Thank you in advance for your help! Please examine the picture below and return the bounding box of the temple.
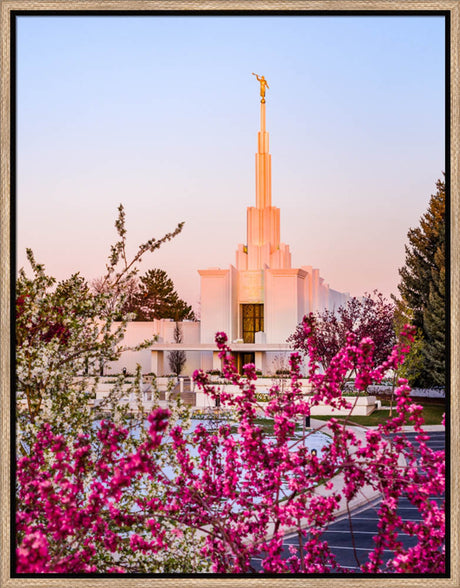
[110,78,349,377]
[196,79,348,373]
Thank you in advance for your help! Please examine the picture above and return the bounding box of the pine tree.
[422,222,446,386]
[132,269,195,321]
[395,178,446,387]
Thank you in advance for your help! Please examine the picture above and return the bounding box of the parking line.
[326,545,394,553]
[319,530,376,535]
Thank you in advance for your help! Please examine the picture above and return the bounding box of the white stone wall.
[238,270,264,304]
[264,268,307,343]
[107,320,200,376]
[199,268,232,343]
[328,288,350,312]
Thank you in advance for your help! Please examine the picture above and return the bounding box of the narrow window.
[241,304,264,343]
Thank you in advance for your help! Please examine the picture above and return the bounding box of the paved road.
[250,430,445,572]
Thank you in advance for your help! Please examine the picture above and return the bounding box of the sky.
[16,14,445,313]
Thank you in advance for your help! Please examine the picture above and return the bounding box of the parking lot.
[250,430,445,573]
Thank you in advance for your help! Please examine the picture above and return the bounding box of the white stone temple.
[110,80,349,377]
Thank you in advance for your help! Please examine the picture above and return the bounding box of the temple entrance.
[235,352,255,374]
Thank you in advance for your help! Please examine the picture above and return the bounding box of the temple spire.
[235,75,291,271]
[252,74,271,209]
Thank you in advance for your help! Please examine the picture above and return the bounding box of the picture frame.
[1,2,457,586]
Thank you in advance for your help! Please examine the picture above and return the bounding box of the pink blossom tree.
[288,291,396,371]
[16,325,445,574]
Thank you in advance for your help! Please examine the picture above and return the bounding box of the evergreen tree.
[422,222,446,385]
[394,178,446,387]
[132,269,195,321]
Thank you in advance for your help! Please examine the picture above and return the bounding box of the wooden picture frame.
[1,2,457,586]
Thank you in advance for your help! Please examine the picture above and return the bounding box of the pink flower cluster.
[16,326,445,574]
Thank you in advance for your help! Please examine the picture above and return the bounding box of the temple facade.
[111,80,349,377]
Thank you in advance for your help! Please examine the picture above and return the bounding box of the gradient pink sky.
[16,15,445,313]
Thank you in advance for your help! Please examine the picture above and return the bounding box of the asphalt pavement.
[250,429,445,573]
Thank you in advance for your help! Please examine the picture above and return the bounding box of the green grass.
[222,402,445,434]
[231,418,274,435]
[229,418,333,436]
[313,401,445,427]
[230,418,309,435]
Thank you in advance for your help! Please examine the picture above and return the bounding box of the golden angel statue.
[252,73,269,103]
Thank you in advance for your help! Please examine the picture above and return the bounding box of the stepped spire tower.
[236,75,291,271]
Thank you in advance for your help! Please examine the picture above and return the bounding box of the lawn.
[313,400,445,427]
[225,401,445,433]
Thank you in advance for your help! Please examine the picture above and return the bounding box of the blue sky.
[16,14,445,311]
